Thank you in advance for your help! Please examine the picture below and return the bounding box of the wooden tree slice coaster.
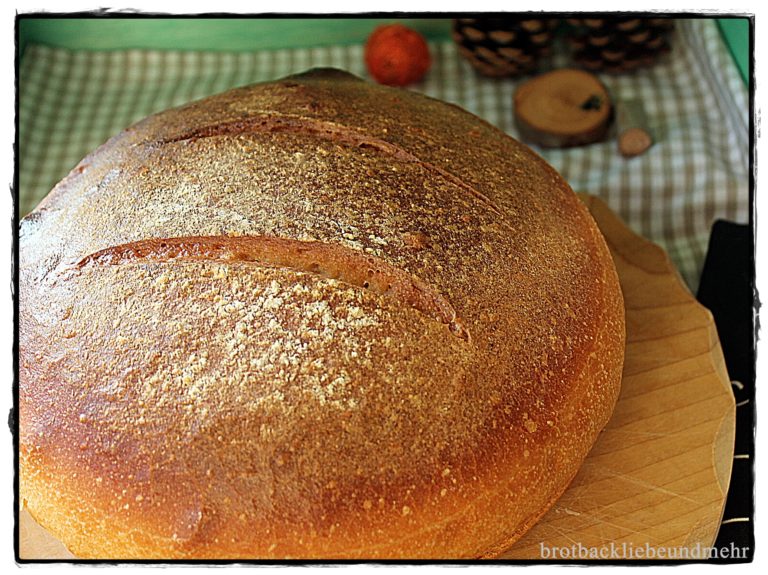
[514,69,613,148]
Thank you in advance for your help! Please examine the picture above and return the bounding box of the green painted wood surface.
[717,17,750,84]
[18,17,451,55]
[18,16,749,86]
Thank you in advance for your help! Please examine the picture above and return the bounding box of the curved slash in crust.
[157,113,502,216]
[73,235,470,342]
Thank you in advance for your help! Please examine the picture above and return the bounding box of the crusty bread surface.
[19,68,625,559]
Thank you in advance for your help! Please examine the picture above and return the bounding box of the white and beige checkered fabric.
[18,18,749,290]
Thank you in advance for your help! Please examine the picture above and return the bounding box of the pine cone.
[567,17,675,73]
[452,18,559,77]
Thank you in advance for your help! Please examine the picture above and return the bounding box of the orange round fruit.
[364,24,431,87]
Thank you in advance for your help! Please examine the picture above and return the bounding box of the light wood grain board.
[18,195,735,560]
[501,194,736,559]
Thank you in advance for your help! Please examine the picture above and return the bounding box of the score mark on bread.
[158,113,502,216]
[73,235,469,341]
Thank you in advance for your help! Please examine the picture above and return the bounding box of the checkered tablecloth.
[18,18,749,290]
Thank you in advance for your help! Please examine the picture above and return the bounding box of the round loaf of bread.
[20,68,625,559]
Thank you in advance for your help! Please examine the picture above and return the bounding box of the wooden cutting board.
[502,194,736,559]
[17,195,735,560]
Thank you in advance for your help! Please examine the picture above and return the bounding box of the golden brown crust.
[20,68,625,559]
